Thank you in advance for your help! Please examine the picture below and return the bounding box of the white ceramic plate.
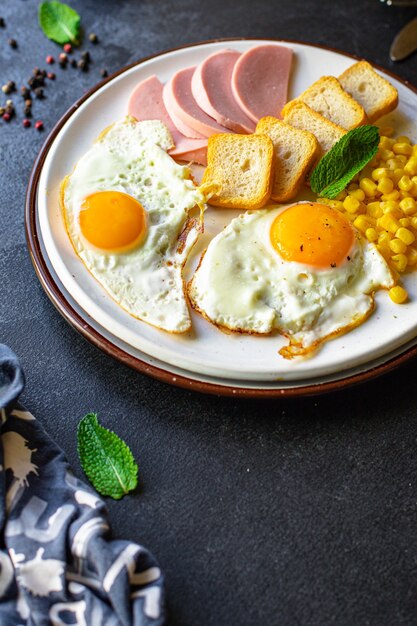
[33,39,417,391]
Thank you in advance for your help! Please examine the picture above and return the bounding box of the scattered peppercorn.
[77,59,88,71]
[20,86,30,98]
[3,112,11,122]
[22,118,31,128]
[8,38,17,49]
[34,120,44,131]
[0,17,5,28]
[47,71,56,80]
[81,51,90,62]
[46,55,55,64]
[5,101,14,116]
[2,84,11,94]
[0,107,5,116]
[34,87,44,99]
[7,81,15,92]
[24,99,32,108]
[100,68,108,77]
[59,53,67,62]
[88,32,98,43]
[63,43,72,54]
[24,106,32,117]
[71,59,77,68]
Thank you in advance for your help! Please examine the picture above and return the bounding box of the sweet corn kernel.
[380,150,395,162]
[372,167,392,181]
[413,145,417,157]
[343,195,360,213]
[379,213,400,233]
[329,200,344,210]
[391,254,408,273]
[404,158,417,177]
[349,188,365,201]
[392,168,405,184]
[367,201,383,218]
[393,143,412,156]
[377,243,391,260]
[353,215,371,233]
[381,190,400,201]
[396,136,411,145]
[360,178,377,197]
[379,136,394,150]
[407,247,417,265]
[385,158,402,170]
[399,217,411,227]
[396,227,415,245]
[389,238,407,254]
[347,183,359,192]
[411,217,417,230]
[399,197,417,215]
[389,285,408,303]
[397,155,408,165]
[377,177,394,194]
[381,202,401,218]
[398,175,413,191]
[365,227,378,242]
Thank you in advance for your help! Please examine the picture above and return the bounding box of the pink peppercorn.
[46,55,54,64]
[34,120,44,130]
[63,43,72,53]
[22,118,31,128]
[2,112,11,121]
[47,72,56,80]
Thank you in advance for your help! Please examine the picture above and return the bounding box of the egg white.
[62,117,205,333]
[188,204,395,357]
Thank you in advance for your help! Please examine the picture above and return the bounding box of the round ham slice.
[231,44,293,123]
[128,75,207,165]
[163,67,231,138]
[191,49,255,134]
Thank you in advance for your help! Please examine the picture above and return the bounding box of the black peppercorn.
[8,38,17,49]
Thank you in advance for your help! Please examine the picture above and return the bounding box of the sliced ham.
[231,44,293,123]
[128,75,207,165]
[163,67,231,138]
[191,49,256,134]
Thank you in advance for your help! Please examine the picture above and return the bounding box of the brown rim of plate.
[25,37,417,399]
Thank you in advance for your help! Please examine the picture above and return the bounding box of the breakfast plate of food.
[26,38,417,396]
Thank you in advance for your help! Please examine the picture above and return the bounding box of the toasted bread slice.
[256,117,319,202]
[201,133,274,209]
[339,61,398,122]
[281,101,346,156]
[293,76,367,130]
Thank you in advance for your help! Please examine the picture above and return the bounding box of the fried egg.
[61,117,205,333]
[188,202,395,358]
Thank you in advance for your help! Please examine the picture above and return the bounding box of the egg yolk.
[79,191,147,252]
[270,202,354,268]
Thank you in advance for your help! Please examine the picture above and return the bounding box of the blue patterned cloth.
[0,345,165,625]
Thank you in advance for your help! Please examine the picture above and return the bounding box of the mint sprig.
[310,125,380,199]
[77,413,138,500]
[38,1,81,45]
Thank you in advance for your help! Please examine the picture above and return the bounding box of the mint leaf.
[38,1,81,45]
[77,413,138,500]
[310,125,380,199]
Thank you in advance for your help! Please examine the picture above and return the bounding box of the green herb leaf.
[38,1,81,45]
[310,125,380,199]
[77,413,138,500]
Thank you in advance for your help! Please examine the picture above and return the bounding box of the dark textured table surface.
[2,1,417,624]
